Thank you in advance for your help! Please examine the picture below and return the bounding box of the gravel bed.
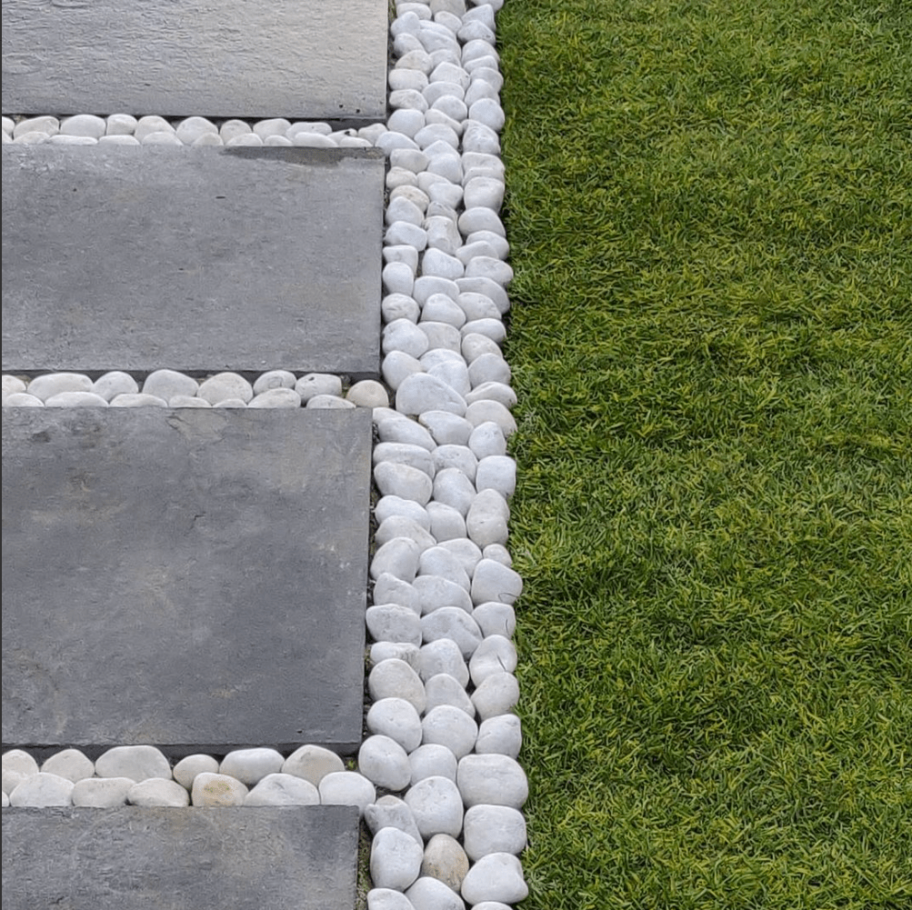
[2,0,524,906]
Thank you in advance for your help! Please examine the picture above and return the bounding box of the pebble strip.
[2,0,524,906]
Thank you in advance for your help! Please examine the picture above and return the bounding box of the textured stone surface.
[2,146,383,376]
[2,408,370,752]
[2,1,387,119]
[1,807,359,909]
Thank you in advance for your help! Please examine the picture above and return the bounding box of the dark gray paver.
[2,407,371,754]
[1,806,359,910]
[2,0,388,119]
[1,146,383,376]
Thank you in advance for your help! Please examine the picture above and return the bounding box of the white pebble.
[471,671,520,720]
[404,775,464,839]
[470,602,516,639]
[60,114,106,138]
[421,705,478,759]
[470,636,518,685]
[457,755,528,809]
[128,779,190,807]
[198,372,253,405]
[27,372,93,401]
[248,388,301,408]
[319,772,377,816]
[418,640,469,686]
[414,575,474,615]
[295,373,342,401]
[406,876,466,910]
[40,748,94,783]
[374,571,424,610]
[282,745,344,786]
[432,468,476,516]
[369,659,427,713]
[219,748,284,786]
[175,116,218,144]
[397,373,466,417]
[421,607,482,658]
[10,773,73,807]
[366,604,422,646]
[475,714,523,759]
[426,501,467,542]
[367,698,424,752]
[172,754,219,789]
[371,826,424,890]
[475,455,517,497]
[110,393,167,407]
[192,772,247,806]
[465,399,516,435]
[365,795,424,846]
[244,773,320,806]
[95,745,171,782]
[71,777,134,808]
[409,743,458,786]
[347,379,390,409]
[359,736,412,792]
[425,673,476,717]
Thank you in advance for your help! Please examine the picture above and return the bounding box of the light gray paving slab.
[1,807,359,910]
[2,0,388,119]
[1,407,371,753]
[1,146,384,376]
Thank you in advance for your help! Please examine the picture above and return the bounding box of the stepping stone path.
[2,1,526,908]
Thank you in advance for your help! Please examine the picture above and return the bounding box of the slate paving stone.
[2,0,388,120]
[2,407,371,753]
[1,146,384,376]
[1,806,359,910]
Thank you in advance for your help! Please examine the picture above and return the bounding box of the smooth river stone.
[219,748,284,786]
[371,827,424,891]
[463,805,527,861]
[2,408,370,753]
[127,779,190,808]
[2,147,383,375]
[403,776,464,839]
[358,736,412,792]
[40,748,94,783]
[2,1,387,119]
[1,806,360,910]
[460,854,528,906]
[243,773,320,807]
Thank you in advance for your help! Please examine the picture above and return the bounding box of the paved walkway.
[3,1,525,907]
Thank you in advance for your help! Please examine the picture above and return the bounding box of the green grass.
[497,1,911,907]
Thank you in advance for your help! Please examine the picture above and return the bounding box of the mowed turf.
[498,1,911,907]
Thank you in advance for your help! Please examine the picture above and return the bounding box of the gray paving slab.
[2,407,371,754]
[2,0,388,119]
[1,806,360,910]
[1,145,384,376]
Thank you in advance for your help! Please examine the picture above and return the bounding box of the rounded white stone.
[194,133,226,147]
[462,332,503,363]
[105,113,138,135]
[418,545,471,589]
[421,706,478,759]
[128,778,190,807]
[408,743,458,786]
[319,771,376,815]
[367,698,423,752]
[226,133,263,147]
[474,455,517,499]
[244,773,320,806]
[404,775,463,839]
[375,516,435,553]
[2,375,27,399]
[198,372,253,405]
[383,260,416,295]
[374,497,432,532]
[418,639,469,686]
[109,392,167,407]
[2,770,30,794]
[426,362,471,400]
[295,373,343,401]
[219,748,284,786]
[382,352,423,391]
[143,130,183,146]
[421,608,482,658]
[92,371,139,401]
[71,777,134,808]
[470,636,518,685]
[461,853,528,905]
[306,393,353,410]
[248,388,302,408]
[140,369,197,401]
[282,745,344,786]
[369,659,427,712]
[367,604,422,646]
[371,826,424,890]
[189,773,248,806]
[13,116,58,139]
[468,421,508,458]
[471,671,520,720]
[432,468,476,516]
[252,370,296,394]
[482,544,513,568]
[381,292,421,323]
[369,536,424,584]
[2,749,39,778]
[375,442,436,479]
[419,321,462,353]
[457,755,527,809]
[219,119,252,142]
[367,888,416,910]
[383,319,430,359]
[44,391,108,407]
[406,877,465,910]
[27,373,93,401]
[371,642,421,669]
[436,537,483,577]
[471,559,523,606]
[174,116,218,144]
[466,489,510,548]
[414,575,474,615]
[396,373,466,417]
[253,117,291,139]
[358,735,412,792]
[373,571,424,611]
[425,502,467,542]
[347,380,390,409]
[365,794,423,846]
[60,113,106,138]
[40,748,94,783]
[172,754,219,789]
[375,463,434,508]
[11,773,74,807]
[474,713,523,759]
[425,673,476,717]
[95,745,171,782]
[465,400,516,435]
[134,115,174,141]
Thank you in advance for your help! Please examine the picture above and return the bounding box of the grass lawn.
[497,1,911,907]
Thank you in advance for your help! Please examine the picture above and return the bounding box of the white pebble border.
[2,0,524,906]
